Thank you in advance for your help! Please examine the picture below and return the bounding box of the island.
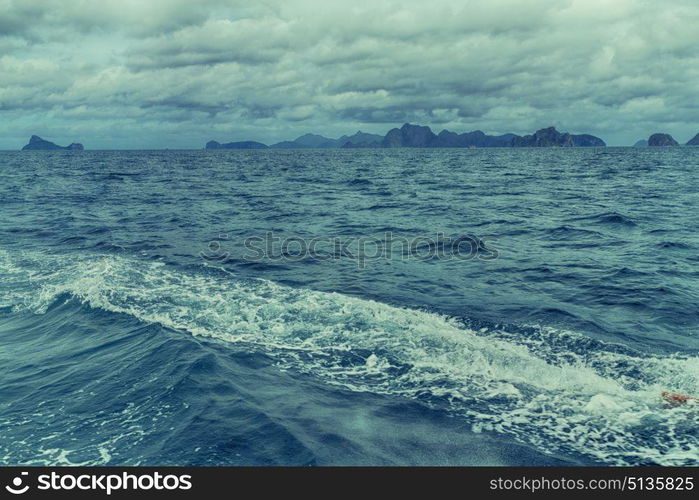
[632,139,648,147]
[686,134,699,146]
[206,124,607,150]
[347,124,604,148]
[21,135,84,151]
[511,127,606,147]
[205,140,269,150]
[335,131,385,148]
[381,123,436,148]
[206,131,385,150]
[647,133,679,147]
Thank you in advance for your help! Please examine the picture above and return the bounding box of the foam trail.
[1,249,698,465]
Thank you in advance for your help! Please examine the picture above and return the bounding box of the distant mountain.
[382,123,436,148]
[431,130,517,148]
[270,131,384,149]
[430,130,461,147]
[21,135,84,151]
[633,139,648,147]
[293,133,336,148]
[569,133,607,147]
[271,133,338,149]
[268,140,302,149]
[337,131,384,148]
[647,133,679,147]
[206,140,269,149]
[206,124,606,150]
[686,133,699,146]
[377,124,604,148]
[267,131,385,149]
[512,127,605,147]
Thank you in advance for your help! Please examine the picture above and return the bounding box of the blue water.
[0,148,697,466]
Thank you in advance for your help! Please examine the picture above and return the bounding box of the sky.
[1,0,698,149]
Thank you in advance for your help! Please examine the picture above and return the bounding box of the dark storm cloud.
[1,0,699,148]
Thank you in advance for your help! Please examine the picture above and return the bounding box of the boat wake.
[1,249,697,465]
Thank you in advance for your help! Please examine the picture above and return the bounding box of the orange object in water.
[661,391,697,406]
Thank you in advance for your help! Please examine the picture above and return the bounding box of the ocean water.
[0,148,697,466]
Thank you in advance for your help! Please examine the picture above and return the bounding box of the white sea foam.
[1,249,698,465]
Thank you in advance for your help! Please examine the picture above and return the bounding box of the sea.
[0,148,697,466]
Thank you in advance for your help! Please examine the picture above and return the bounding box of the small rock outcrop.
[647,133,679,147]
[633,139,648,147]
[685,133,699,146]
[21,135,84,151]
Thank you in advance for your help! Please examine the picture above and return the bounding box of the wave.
[346,178,373,186]
[544,225,604,239]
[1,248,697,465]
[657,241,692,250]
[564,212,638,227]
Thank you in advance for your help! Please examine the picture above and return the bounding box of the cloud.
[1,0,699,148]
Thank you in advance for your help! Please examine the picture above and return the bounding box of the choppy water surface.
[0,148,697,465]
